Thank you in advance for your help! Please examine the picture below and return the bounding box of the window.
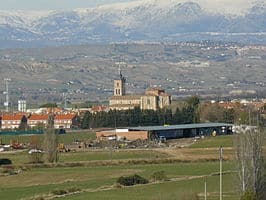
[147,99,151,105]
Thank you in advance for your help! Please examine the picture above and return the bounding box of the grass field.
[60,174,238,200]
[0,131,96,145]
[189,135,234,149]
[0,161,238,200]
[0,134,241,200]
[0,149,170,165]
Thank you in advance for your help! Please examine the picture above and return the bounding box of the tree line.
[80,96,265,129]
[81,96,202,129]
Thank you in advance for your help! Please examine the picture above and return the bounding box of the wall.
[141,96,158,110]
[96,130,148,141]
[158,95,171,109]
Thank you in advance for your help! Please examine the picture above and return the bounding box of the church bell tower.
[114,67,126,96]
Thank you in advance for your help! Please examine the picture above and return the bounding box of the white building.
[18,100,26,112]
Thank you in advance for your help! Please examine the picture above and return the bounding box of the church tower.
[114,68,126,96]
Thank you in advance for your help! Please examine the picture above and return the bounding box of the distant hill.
[0,0,265,48]
[0,42,265,103]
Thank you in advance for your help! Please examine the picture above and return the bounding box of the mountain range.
[0,0,265,48]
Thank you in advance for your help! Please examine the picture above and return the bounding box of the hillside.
[0,42,265,104]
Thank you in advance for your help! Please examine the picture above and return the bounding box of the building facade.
[0,113,79,130]
[96,123,233,141]
[96,129,149,141]
[27,114,49,128]
[18,100,27,112]
[54,114,79,129]
[0,114,26,129]
[109,71,171,110]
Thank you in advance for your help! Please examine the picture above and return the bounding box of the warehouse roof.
[128,123,233,131]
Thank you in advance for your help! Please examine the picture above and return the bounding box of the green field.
[60,174,238,200]
[189,135,234,149]
[0,161,238,200]
[59,150,168,163]
[0,134,241,200]
[0,132,96,145]
[1,150,169,165]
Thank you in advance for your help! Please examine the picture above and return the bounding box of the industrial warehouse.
[96,123,233,141]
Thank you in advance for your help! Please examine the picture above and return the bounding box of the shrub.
[0,158,12,166]
[241,191,257,200]
[117,174,149,186]
[67,187,81,193]
[2,165,17,175]
[29,152,44,164]
[18,165,31,171]
[114,183,122,188]
[51,189,68,195]
[151,171,167,182]
[51,187,80,196]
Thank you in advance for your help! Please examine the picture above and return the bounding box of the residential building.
[91,105,110,113]
[1,113,80,130]
[54,114,79,129]
[18,100,26,112]
[0,114,26,129]
[27,114,49,128]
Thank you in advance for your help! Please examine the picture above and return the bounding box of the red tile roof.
[29,114,49,121]
[91,105,109,112]
[55,114,76,120]
[1,114,25,121]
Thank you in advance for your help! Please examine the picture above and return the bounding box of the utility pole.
[204,177,207,200]
[63,93,67,109]
[242,164,245,192]
[219,146,223,200]
[248,109,251,125]
[4,78,11,112]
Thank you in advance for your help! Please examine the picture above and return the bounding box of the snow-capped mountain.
[0,0,265,48]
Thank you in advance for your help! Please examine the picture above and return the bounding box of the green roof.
[128,123,233,131]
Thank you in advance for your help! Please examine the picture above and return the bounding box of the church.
[109,70,171,111]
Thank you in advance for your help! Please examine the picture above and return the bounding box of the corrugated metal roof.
[128,123,233,131]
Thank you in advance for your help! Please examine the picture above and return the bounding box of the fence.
[0,130,44,135]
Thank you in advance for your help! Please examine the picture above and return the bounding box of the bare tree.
[235,127,265,200]
[44,113,59,163]
[29,135,43,163]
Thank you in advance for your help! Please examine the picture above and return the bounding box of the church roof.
[110,95,141,100]
[110,104,140,108]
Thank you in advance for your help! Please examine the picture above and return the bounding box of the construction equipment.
[58,143,70,152]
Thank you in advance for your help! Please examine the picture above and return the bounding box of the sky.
[0,0,136,10]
